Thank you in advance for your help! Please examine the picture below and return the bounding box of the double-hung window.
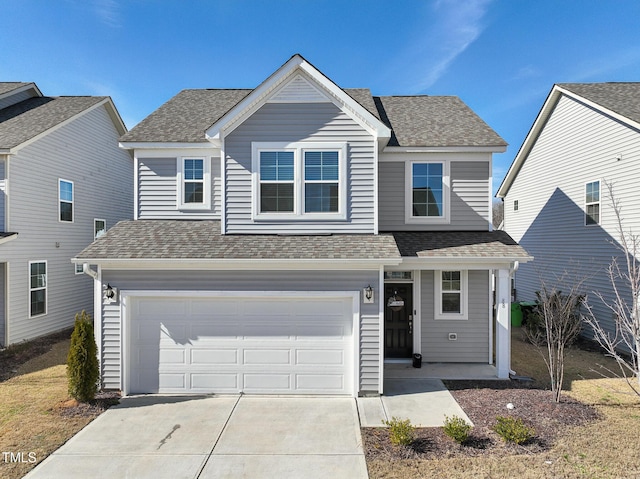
[59,179,73,222]
[253,142,346,219]
[585,180,600,225]
[304,151,339,213]
[434,270,468,320]
[259,151,295,212]
[406,161,449,223]
[177,157,211,210]
[94,219,106,240]
[29,261,47,317]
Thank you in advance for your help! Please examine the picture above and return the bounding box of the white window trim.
[434,270,468,320]
[94,218,107,240]
[251,142,347,221]
[405,160,450,224]
[513,200,519,212]
[29,260,47,318]
[75,263,84,275]
[584,179,601,226]
[58,178,74,223]
[177,157,211,210]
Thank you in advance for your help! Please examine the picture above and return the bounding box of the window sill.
[253,213,347,222]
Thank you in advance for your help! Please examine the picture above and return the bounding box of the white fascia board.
[8,98,112,154]
[497,86,562,198]
[0,82,41,102]
[119,142,214,150]
[398,256,532,270]
[0,233,18,245]
[205,55,391,143]
[384,145,507,154]
[71,257,402,270]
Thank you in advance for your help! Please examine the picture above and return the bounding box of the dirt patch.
[362,381,601,461]
[0,329,73,382]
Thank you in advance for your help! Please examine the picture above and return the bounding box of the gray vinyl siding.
[2,105,133,345]
[0,263,5,346]
[137,156,221,219]
[378,157,491,231]
[224,102,376,234]
[100,269,381,393]
[420,270,490,362]
[504,94,640,338]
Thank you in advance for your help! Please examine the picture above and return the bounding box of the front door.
[384,283,413,358]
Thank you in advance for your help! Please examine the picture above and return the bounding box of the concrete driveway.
[24,396,368,479]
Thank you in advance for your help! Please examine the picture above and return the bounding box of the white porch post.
[495,268,511,378]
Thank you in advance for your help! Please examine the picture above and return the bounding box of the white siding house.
[498,82,640,339]
[0,82,133,346]
[75,55,530,396]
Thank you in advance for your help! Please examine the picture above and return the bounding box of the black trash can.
[412,353,422,368]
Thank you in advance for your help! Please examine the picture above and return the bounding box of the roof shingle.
[559,82,640,125]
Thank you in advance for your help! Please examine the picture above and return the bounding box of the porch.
[385,362,500,380]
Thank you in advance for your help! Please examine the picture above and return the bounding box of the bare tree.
[582,182,640,396]
[492,199,504,229]
[525,278,584,402]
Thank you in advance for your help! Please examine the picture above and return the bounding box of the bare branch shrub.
[582,182,640,396]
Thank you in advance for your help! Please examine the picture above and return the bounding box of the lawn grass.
[0,339,103,479]
[367,328,640,479]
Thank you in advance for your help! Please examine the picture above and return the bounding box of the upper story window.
[513,200,519,211]
[405,161,450,224]
[177,157,211,210]
[260,151,294,212]
[434,270,468,320]
[252,142,347,220]
[29,261,47,317]
[59,179,73,222]
[585,180,600,225]
[94,219,106,240]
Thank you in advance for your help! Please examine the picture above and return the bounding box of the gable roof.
[120,55,505,150]
[497,82,640,197]
[0,82,35,97]
[0,92,127,153]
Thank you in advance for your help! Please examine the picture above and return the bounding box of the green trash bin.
[511,302,523,327]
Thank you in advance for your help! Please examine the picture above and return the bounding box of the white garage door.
[128,294,355,395]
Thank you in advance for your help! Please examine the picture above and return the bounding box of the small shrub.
[493,416,535,444]
[443,415,472,444]
[67,310,99,402]
[383,416,415,447]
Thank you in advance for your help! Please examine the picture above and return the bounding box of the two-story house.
[74,55,530,397]
[0,82,133,347]
[498,82,640,343]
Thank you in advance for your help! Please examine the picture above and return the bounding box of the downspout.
[82,263,98,279]
[509,261,519,376]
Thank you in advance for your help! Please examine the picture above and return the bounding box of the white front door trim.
[120,290,360,396]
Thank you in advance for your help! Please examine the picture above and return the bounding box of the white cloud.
[394,0,493,92]
[92,0,122,28]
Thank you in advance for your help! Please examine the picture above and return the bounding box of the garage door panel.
[296,349,344,365]
[129,295,354,395]
[191,349,238,365]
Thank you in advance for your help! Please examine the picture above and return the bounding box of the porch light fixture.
[105,283,117,303]
[365,285,373,301]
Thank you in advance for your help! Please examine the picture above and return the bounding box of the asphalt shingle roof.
[0,95,105,149]
[75,220,401,260]
[559,82,640,125]
[75,220,528,262]
[121,89,505,148]
[0,82,31,96]
[392,230,528,259]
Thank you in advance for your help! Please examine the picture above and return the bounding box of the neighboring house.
[75,55,530,397]
[0,82,133,347]
[497,82,640,340]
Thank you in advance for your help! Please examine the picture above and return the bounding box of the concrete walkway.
[357,379,472,427]
[25,396,368,479]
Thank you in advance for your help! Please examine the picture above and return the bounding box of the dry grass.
[367,328,640,479]
[0,339,103,479]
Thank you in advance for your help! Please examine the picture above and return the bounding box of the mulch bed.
[362,380,601,460]
[55,390,122,418]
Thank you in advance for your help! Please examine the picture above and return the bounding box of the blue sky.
[2,0,640,194]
